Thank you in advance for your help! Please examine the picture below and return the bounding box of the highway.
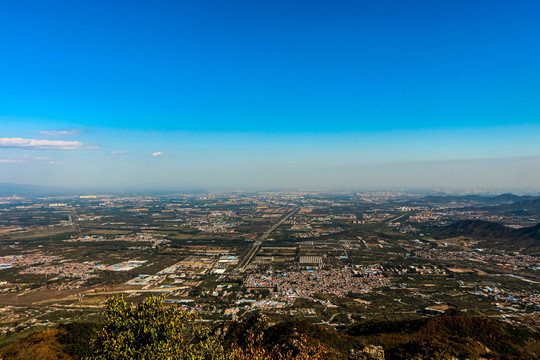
[234,206,300,273]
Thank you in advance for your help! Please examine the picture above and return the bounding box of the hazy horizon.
[1,1,539,191]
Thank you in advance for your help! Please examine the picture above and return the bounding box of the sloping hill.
[439,220,540,251]
[488,193,539,204]
[345,316,539,360]
[498,198,540,212]
[442,219,513,238]
[224,315,539,359]
[472,198,540,217]
[2,316,539,360]
[515,223,540,242]
[0,323,99,360]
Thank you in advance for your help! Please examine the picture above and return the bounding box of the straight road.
[234,206,300,273]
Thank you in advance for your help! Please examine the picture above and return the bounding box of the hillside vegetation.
[438,220,540,252]
[1,295,538,360]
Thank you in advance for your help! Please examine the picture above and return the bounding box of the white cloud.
[110,150,128,155]
[152,152,163,157]
[39,129,81,136]
[0,159,25,164]
[0,155,61,165]
[0,137,85,150]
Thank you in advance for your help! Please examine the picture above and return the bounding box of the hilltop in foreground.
[2,315,539,359]
[1,295,539,360]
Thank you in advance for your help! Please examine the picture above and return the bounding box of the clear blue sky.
[1,1,539,191]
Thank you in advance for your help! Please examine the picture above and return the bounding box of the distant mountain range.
[440,219,540,252]
[490,197,540,212]
[458,198,540,218]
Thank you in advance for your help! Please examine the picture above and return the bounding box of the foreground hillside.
[1,315,538,359]
[0,322,99,360]
[223,314,540,359]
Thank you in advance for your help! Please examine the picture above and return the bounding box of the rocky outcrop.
[349,345,385,360]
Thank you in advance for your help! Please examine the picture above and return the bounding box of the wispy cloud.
[110,150,128,155]
[0,137,86,150]
[0,159,25,164]
[0,155,61,165]
[39,129,81,136]
[152,152,163,157]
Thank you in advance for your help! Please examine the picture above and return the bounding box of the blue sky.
[1,1,539,191]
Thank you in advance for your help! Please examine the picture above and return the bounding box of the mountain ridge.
[440,219,540,251]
